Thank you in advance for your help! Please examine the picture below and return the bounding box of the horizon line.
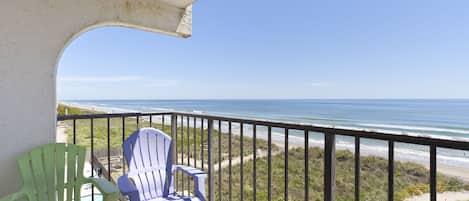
[58,98,469,101]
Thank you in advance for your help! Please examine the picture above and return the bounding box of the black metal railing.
[57,111,469,201]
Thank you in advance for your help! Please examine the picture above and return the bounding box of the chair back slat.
[162,134,172,195]
[18,156,37,201]
[137,135,153,200]
[43,145,56,201]
[55,144,66,201]
[15,143,87,201]
[66,145,77,200]
[148,133,163,195]
[123,128,173,200]
[127,136,151,200]
[139,133,159,198]
[75,147,86,200]
[30,149,48,201]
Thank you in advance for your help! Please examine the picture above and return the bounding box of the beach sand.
[404,191,469,201]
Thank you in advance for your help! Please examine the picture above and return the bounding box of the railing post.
[430,145,437,201]
[268,126,272,201]
[122,116,126,174]
[171,114,179,194]
[284,128,289,201]
[72,119,76,144]
[304,130,309,201]
[354,137,360,201]
[171,114,177,167]
[240,123,244,201]
[208,119,214,201]
[324,133,336,201]
[388,141,394,201]
[90,118,95,201]
[107,117,111,181]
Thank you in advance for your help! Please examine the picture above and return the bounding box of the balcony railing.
[57,112,469,201]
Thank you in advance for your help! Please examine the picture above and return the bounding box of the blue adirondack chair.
[118,128,207,201]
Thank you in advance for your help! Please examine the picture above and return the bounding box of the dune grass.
[210,147,468,201]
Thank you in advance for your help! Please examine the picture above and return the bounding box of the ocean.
[63,99,469,168]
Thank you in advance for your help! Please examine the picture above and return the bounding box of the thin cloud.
[58,76,180,87]
[311,82,329,87]
[59,76,143,83]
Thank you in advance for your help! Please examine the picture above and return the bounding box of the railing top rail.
[57,111,469,151]
[56,112,173,120]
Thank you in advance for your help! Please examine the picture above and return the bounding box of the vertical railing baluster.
[240,122,244,201]
[122,116,126,174]
[304,130,309,201]
[285,128,289,201]
[149,115,152,127]
[136,114,140,128]
[73,119,76,144]
[228,121,232,201]
[194,118,197,169]
[202,119,205,170]
[355,137,360,201]
[90,118,94,201]
[208,119,214,201]
[253,124,257,201]
[107,117,111,181]
[218,120,222,201]
[186,116,191,195]
[388,141,394,201]
[324,133,336,201]
[176,115,179,194]
[162,115,165,131]
[268,126,272,201]
[171,114,177,194]
[181,116,184,196]
[430,145,437,201]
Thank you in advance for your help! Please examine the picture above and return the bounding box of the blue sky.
[58,0,469,100]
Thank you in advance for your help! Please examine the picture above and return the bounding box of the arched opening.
[55,25,192,199]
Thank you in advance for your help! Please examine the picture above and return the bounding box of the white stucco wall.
[0,0,193,195]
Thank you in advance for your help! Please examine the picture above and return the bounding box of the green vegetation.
[57,104,101,115]
[58,104,469,201]
[57,104,278,163]
[211,148,469,201]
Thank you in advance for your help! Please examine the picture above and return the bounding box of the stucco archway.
[0,0,194,194]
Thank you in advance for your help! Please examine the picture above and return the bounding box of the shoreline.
[58,102,469,181]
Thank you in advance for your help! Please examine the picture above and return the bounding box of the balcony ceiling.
[157,0,195,8]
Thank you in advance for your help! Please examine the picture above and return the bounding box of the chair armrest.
[173,165,207,179]
[85,178,119,201]
[173,165,207,201]
[117,174,140,201]
[0,190,28,201]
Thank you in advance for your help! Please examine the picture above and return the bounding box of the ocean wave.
[65,102,138,113]
[301,116,351,122]
[150,107,174,111]
[358,123,469,135]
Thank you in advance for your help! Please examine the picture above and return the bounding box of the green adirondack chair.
[0,143,119,201]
